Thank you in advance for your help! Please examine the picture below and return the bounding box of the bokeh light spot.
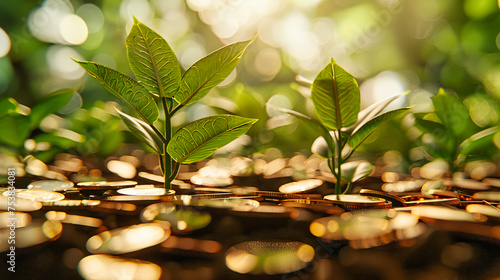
[120,0,153,23]
[0,28,11,58]
[60,14,88,45]
[464,0,498,20]
[76,3,104,33]
[255,48,282,80]
[46,45,85,80]
[187,0,213,11]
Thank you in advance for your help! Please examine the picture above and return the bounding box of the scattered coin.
[278,179,323,194]
[86,223,171,254]
[225,241,315,275]
[28,180,74,192]
[3,189,65,203]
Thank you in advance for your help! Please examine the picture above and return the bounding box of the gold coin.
[3,189,65,202]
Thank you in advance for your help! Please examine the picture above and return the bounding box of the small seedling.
[273,58,410,194]
[413,88,500,172]
[74,18,256,189]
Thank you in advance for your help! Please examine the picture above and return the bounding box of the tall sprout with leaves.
[74,18,256,189]
[273,58,410,195]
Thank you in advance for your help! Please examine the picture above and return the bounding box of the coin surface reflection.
[279,179,323,194]
[2,189,65,202]
[141,203,211,234]
[324,194,386,204]
[28,180,74,191]
[86,223,170,254]
[225,241,315,275]
[410,206,482,222]
[78,254,162,280]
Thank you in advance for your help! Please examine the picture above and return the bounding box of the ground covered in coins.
[2,152,500,280]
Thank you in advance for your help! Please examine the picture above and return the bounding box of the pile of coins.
[1,173,500,280]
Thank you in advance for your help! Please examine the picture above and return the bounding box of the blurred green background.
[0,0,499,175]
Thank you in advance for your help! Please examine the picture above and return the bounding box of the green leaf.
[127,17,181,98]
[347,90,409,133]
[311,58,360,130]
[413,117,452,151]
[413,117,453,161]
[458,126,500,157]
[348,107,410,151]
[33,133,81,149]
[421,140,452,162]
[167,115,257,164]
[269,104,334,152]
[0,98,20,118]
[311,136,330,158]
[116,108,163,154]
[29,89,74,129]
[73,59,159,124]
[0,115,31,148]
[234,86,267,132]
[34,148,63,163]
[340,160,373,182]
[0,92,72,149]
[174,38,253,106]
[432,88,476,140]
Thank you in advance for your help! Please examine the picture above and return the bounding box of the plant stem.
[168,161,181,182]
[342,182,352,194]
[159,154,165,175]
[335,129,342,195]
[162,97,173,190]
[328,156,337,178]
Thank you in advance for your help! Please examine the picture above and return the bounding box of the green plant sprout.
[272,58,410,195]
[74,18,256,190]
[413,88,500,172]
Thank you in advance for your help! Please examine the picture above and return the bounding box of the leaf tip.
[248,118,259,124]
[70,57,82,64]
[114,106,123,114]
[402,89,411,97]
[248,35,258,44]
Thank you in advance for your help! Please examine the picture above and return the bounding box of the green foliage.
[432,89,477,141]
[341,160,373,183]
[72,60,159,124]
[116,108,162,154]
[168,115,257,164]
[413,88,500,171]
[348,108,410,151]
[75,18,256,189]
[66,101,124,157]
[273,58,409,194]
[0,98,21,117]
[126,18,181,99]
[311,58,360,130]
[0,89,80,161]
[175,39,253,106]
[0,113,30,149]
